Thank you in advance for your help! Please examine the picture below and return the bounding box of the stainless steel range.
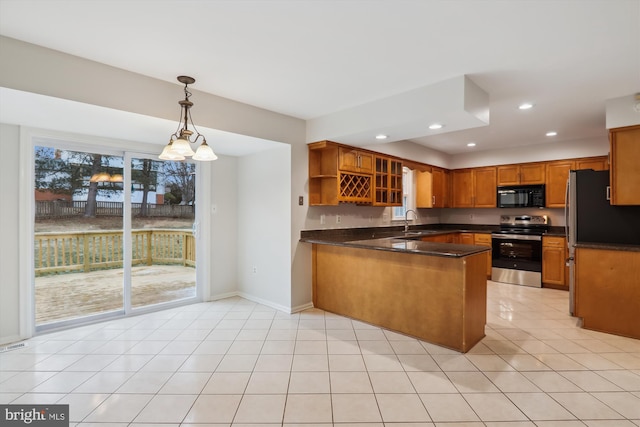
[491,215,548,287]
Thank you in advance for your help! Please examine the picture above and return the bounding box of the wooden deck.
[35,265,195,325]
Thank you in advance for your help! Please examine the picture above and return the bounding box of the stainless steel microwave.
[497,185,545,208]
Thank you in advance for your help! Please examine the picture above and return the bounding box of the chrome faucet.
[404,209,417,232]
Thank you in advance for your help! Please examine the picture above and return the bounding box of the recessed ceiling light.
[428,123,443,130]
[546,131,558,137]
[518,103,534,110]
[375,134,388,140]
[467,142,476,147]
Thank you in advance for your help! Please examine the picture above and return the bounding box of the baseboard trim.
[290,301,314,314]
[208,291,240,301]
[0,335,25,348]
[207,292,314,315]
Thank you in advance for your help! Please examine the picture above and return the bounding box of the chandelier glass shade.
[159,76,217,162]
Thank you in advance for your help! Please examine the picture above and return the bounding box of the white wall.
[209,155,239,299]
[290,142,313,310]
[0,124,21,344]
[237,145,292,311]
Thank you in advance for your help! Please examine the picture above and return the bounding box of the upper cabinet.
[416,166,450,208]
[309,140,611,209]
[609,125,640,205]
[432,167,450,208]
[452,167,496,208]
[545,160,574,208]
[415,168,433,208]
[545,156,612,208]
[575,156,609,171]
[473,167,498,207]
[308,141,372,206]
[309,141,404,206]
[374,156,403,206]
[338,147,373,174]
[497,163,546,186]
[452,169,473,207]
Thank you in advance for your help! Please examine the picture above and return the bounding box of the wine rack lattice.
[339,173,371,201]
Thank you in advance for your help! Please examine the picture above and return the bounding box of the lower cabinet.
[575,247,640,339]
[458,232,475,245]
[473,233,492,278]
[542,236,567,288]
[420,232,455,243]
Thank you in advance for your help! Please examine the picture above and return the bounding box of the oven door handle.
[491,233,542,241]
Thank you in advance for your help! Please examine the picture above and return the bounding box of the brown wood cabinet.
[473,233,492,277]
[458,232,475,245]
[609,125,640,205]
[575,247,640,339]
[308,141,372,205]
[416,167,450,208]
[373,156,403,206]
[575,156,609,171]
[545,160,574,208]
[432,167,449,208]
[497,163,546,186]
[309,140,611,209]
[420,232,456,243]
[415,168,433,208]
[452,169,473,207]
[542,236,566,288]
[339,147,373,174]
[312,243,487,352]
[452,167,497,208]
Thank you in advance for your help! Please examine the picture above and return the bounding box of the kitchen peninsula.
[301,229,490,352]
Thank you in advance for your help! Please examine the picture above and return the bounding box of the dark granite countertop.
[300,224,496,243]
[300,224,566,242]
[303,235,490,258]
[300,224,639,256]
[300,226,491,258]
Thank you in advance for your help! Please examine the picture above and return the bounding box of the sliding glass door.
[33,144,199,331]
[34,146,125,327]
[129,155,196,309]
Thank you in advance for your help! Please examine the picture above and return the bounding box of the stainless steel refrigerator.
[565,169,640,315]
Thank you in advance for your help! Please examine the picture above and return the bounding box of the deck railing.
[34,229,196,276]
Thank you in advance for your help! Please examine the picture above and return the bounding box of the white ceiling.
[0,0,639,156]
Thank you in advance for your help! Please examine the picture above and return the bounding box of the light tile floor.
[1,280,640,426]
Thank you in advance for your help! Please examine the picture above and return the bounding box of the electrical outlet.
[336,215,341,224]
[320,214,325,225]
[298,196,304,206]
[252,266,257,274]
[469,214,474,220]
[369,215,373,222]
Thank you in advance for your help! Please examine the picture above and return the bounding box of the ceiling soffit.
[306,75,490,146]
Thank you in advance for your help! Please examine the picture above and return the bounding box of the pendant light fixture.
[159,76,218,161]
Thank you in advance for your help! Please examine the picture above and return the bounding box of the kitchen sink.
[399,230,440,238]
